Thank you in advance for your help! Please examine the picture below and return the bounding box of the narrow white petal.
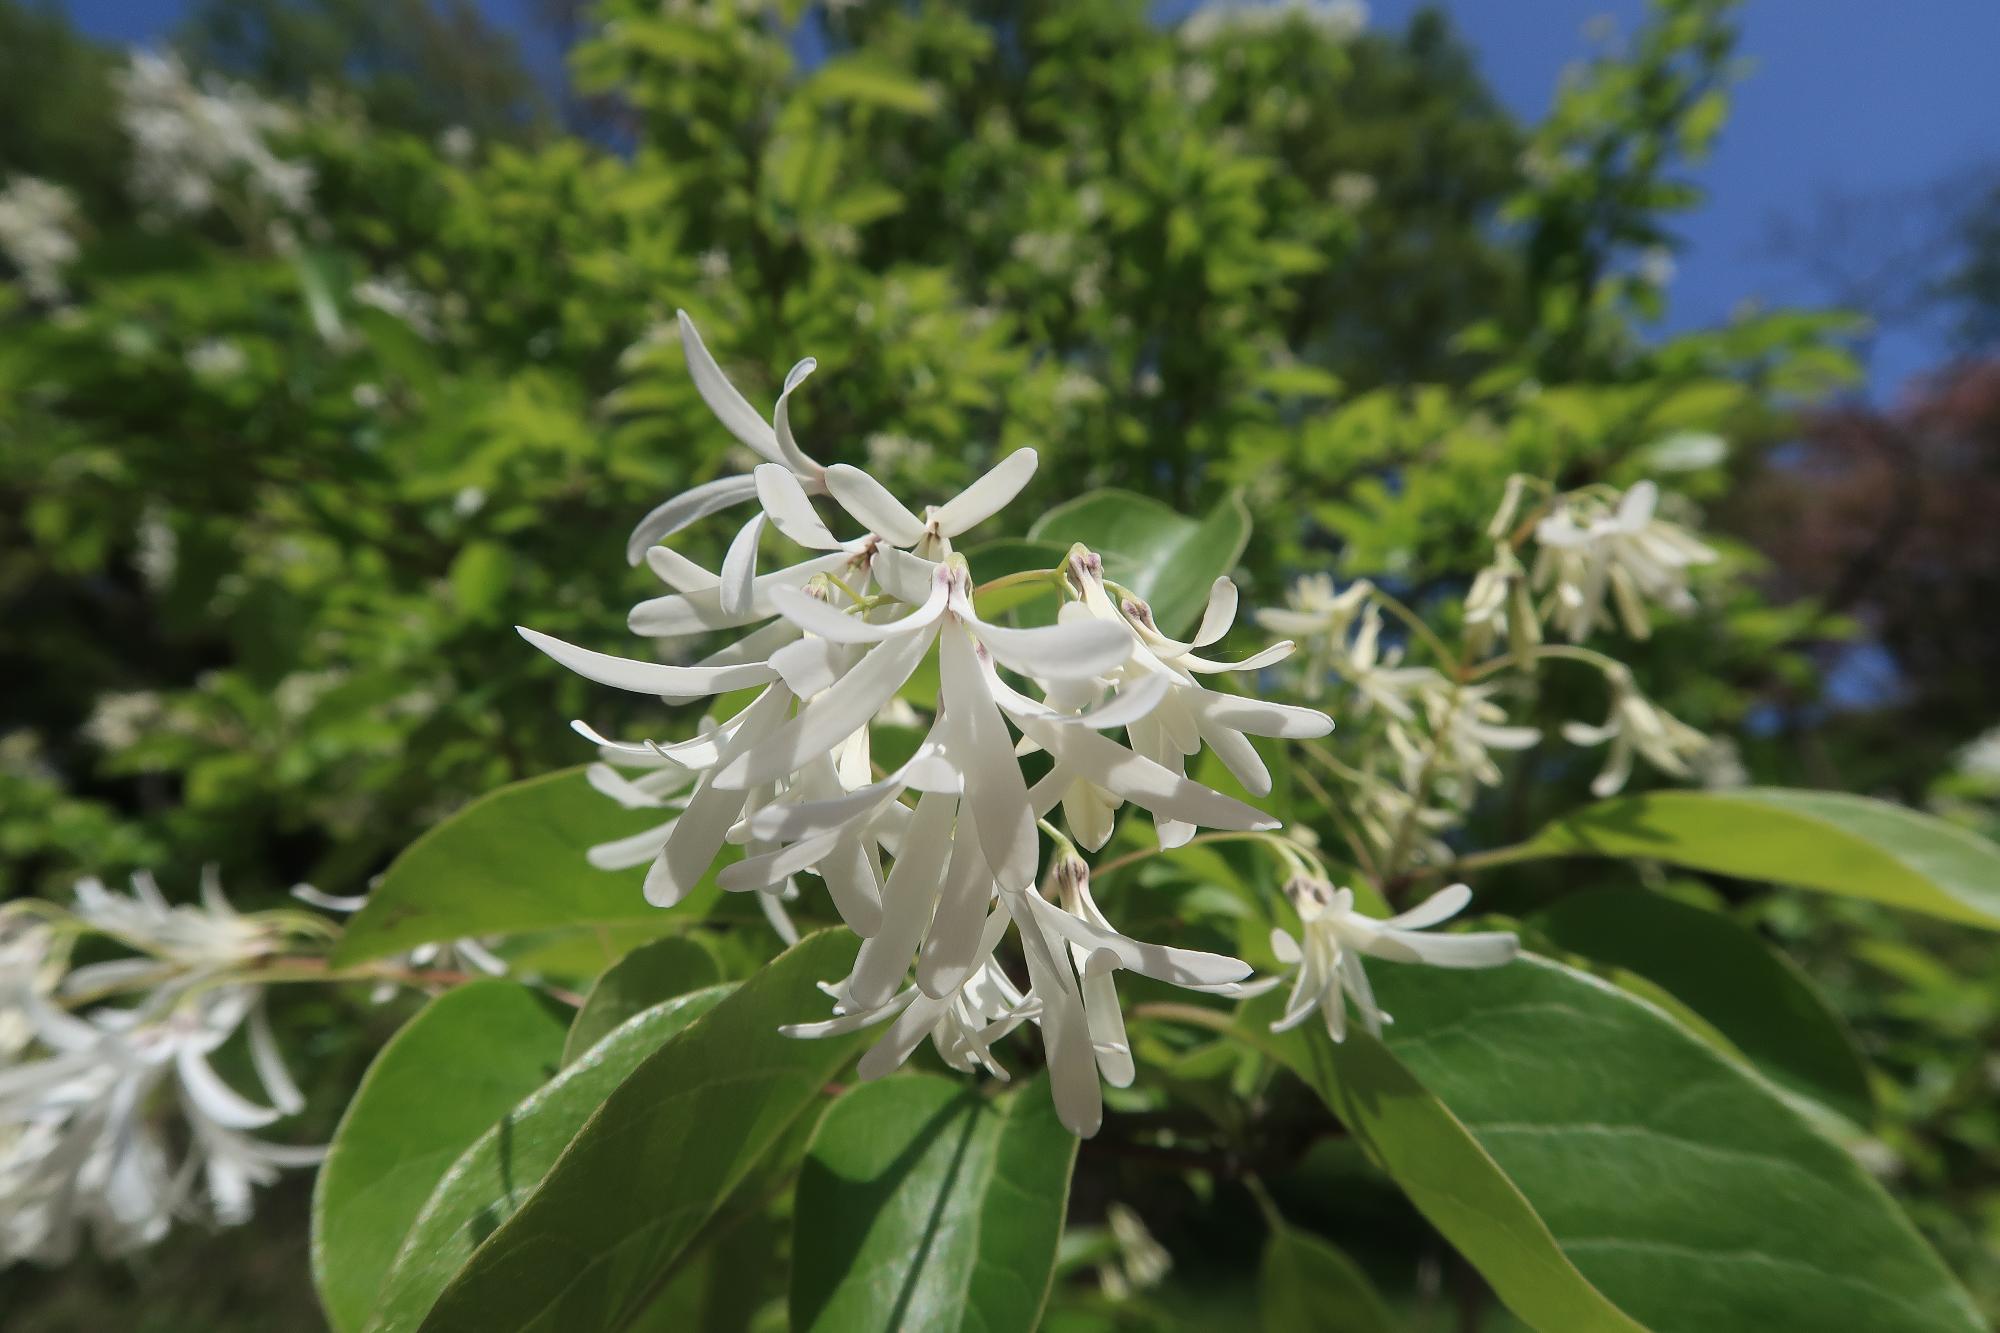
[518,627,775,699]
[643,687,789,905]
[1200,720,1271,797]
[931,448,1038,537]
[916,834,995,998]
[628,552,852,637]
[1195,693,1333,740]
[780,992,905,1039]
[856,992,951,1081]
[624,474,759,566]
[1081,964,1135,1088]
[718,830,840,893]
[769,635,846,697]
[971,615,1133,681]
[177,1046,280,1131]
[1383,883,1471,930]
[290,885,367,913]
[816,833,886,937]
[713,624,937,789]
[771,357,823,476]
[1010,893,1102,1137]
[871,546,940,602]
[678,310,781,462]
[1013,712,1276,832]
[1191,578,1238,647]
[846,791,958,1009]
[586,820,675,870]
[1021,890,1249,988]
[1181,641,1296,674]
[247,1003,306,1116]
[1270,928,1302,964]
[824,464,926,545]
[718,512,766,617]
[769,579,947,644]
[645,544,721,592]
[755,464,840,549]
[941,624,1037,892]
[1376,930,1519,969]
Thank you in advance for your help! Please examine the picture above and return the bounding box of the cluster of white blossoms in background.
[0,176,81,305]
[116,52,313,229]
[1259,471,1729,873]
[1181,0,1369,46]
[0,872,327,1264]
[522,313,1519,1135]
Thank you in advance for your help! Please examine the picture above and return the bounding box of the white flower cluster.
[1181,0,1369,46]
[0,872,324,1264]
[116,52,313,227]
[0,176,81,305]
[524,314,1359,1136]
[1260,475,1726,869]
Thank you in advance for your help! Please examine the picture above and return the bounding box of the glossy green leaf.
[312,981,567,1333]
[1259,1223,1397,1333]
[1496,788,2000,928]
[332,768,684,966]
[1259,956,1982,1332]
[414,930,867,1333]
[791,1075,1077,1333]
[1028,489,1252,636]
[562,935,723,1064]
[1538,888,1873,1123]
[365,984,736,1333]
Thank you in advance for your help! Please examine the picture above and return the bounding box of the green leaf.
[1259,1223,1397,1333]
[447,541,512,622]
[1257,956,1983,1332]
[1495,788,2000,929]
[414,930,868,1333]
[1027,489,1251,636]
[366,985,737,1333]
[791,1075,1077,1333]
[1537,888,1874,1123]
[332,769,682,965]
[563,934,723,1064]
[806,55,939,115]
[312,981,567,1333]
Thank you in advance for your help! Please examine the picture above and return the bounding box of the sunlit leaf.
[1496,789,2000,929]
[312,981,566,1333]
[791,1075,1076,1332]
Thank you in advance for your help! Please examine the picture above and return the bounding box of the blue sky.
[62,0,1999,399]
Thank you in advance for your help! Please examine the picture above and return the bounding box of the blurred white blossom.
[0,176,80,304]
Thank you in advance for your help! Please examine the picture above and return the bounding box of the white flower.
[1463,545,1540,662]
[1264,880,1516,1041]
[1419,683,1539,789]
[1561,670,1710,797]
[0,176,80,304]
[1330,171,1378,211]
[1254,575,1373,698]
[528,327,1330,1135]
[1061,553,1327,847]
[622,313,833,606]
[352,274,439,340]
[185,337,247,381]
[1533,481,1716,641]
[0,984,319,1263]
[116,52,313,226]
[66,870,280,986]
[0,872,321,1263]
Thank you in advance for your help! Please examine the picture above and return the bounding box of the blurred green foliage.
[2,0,1994,1326]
